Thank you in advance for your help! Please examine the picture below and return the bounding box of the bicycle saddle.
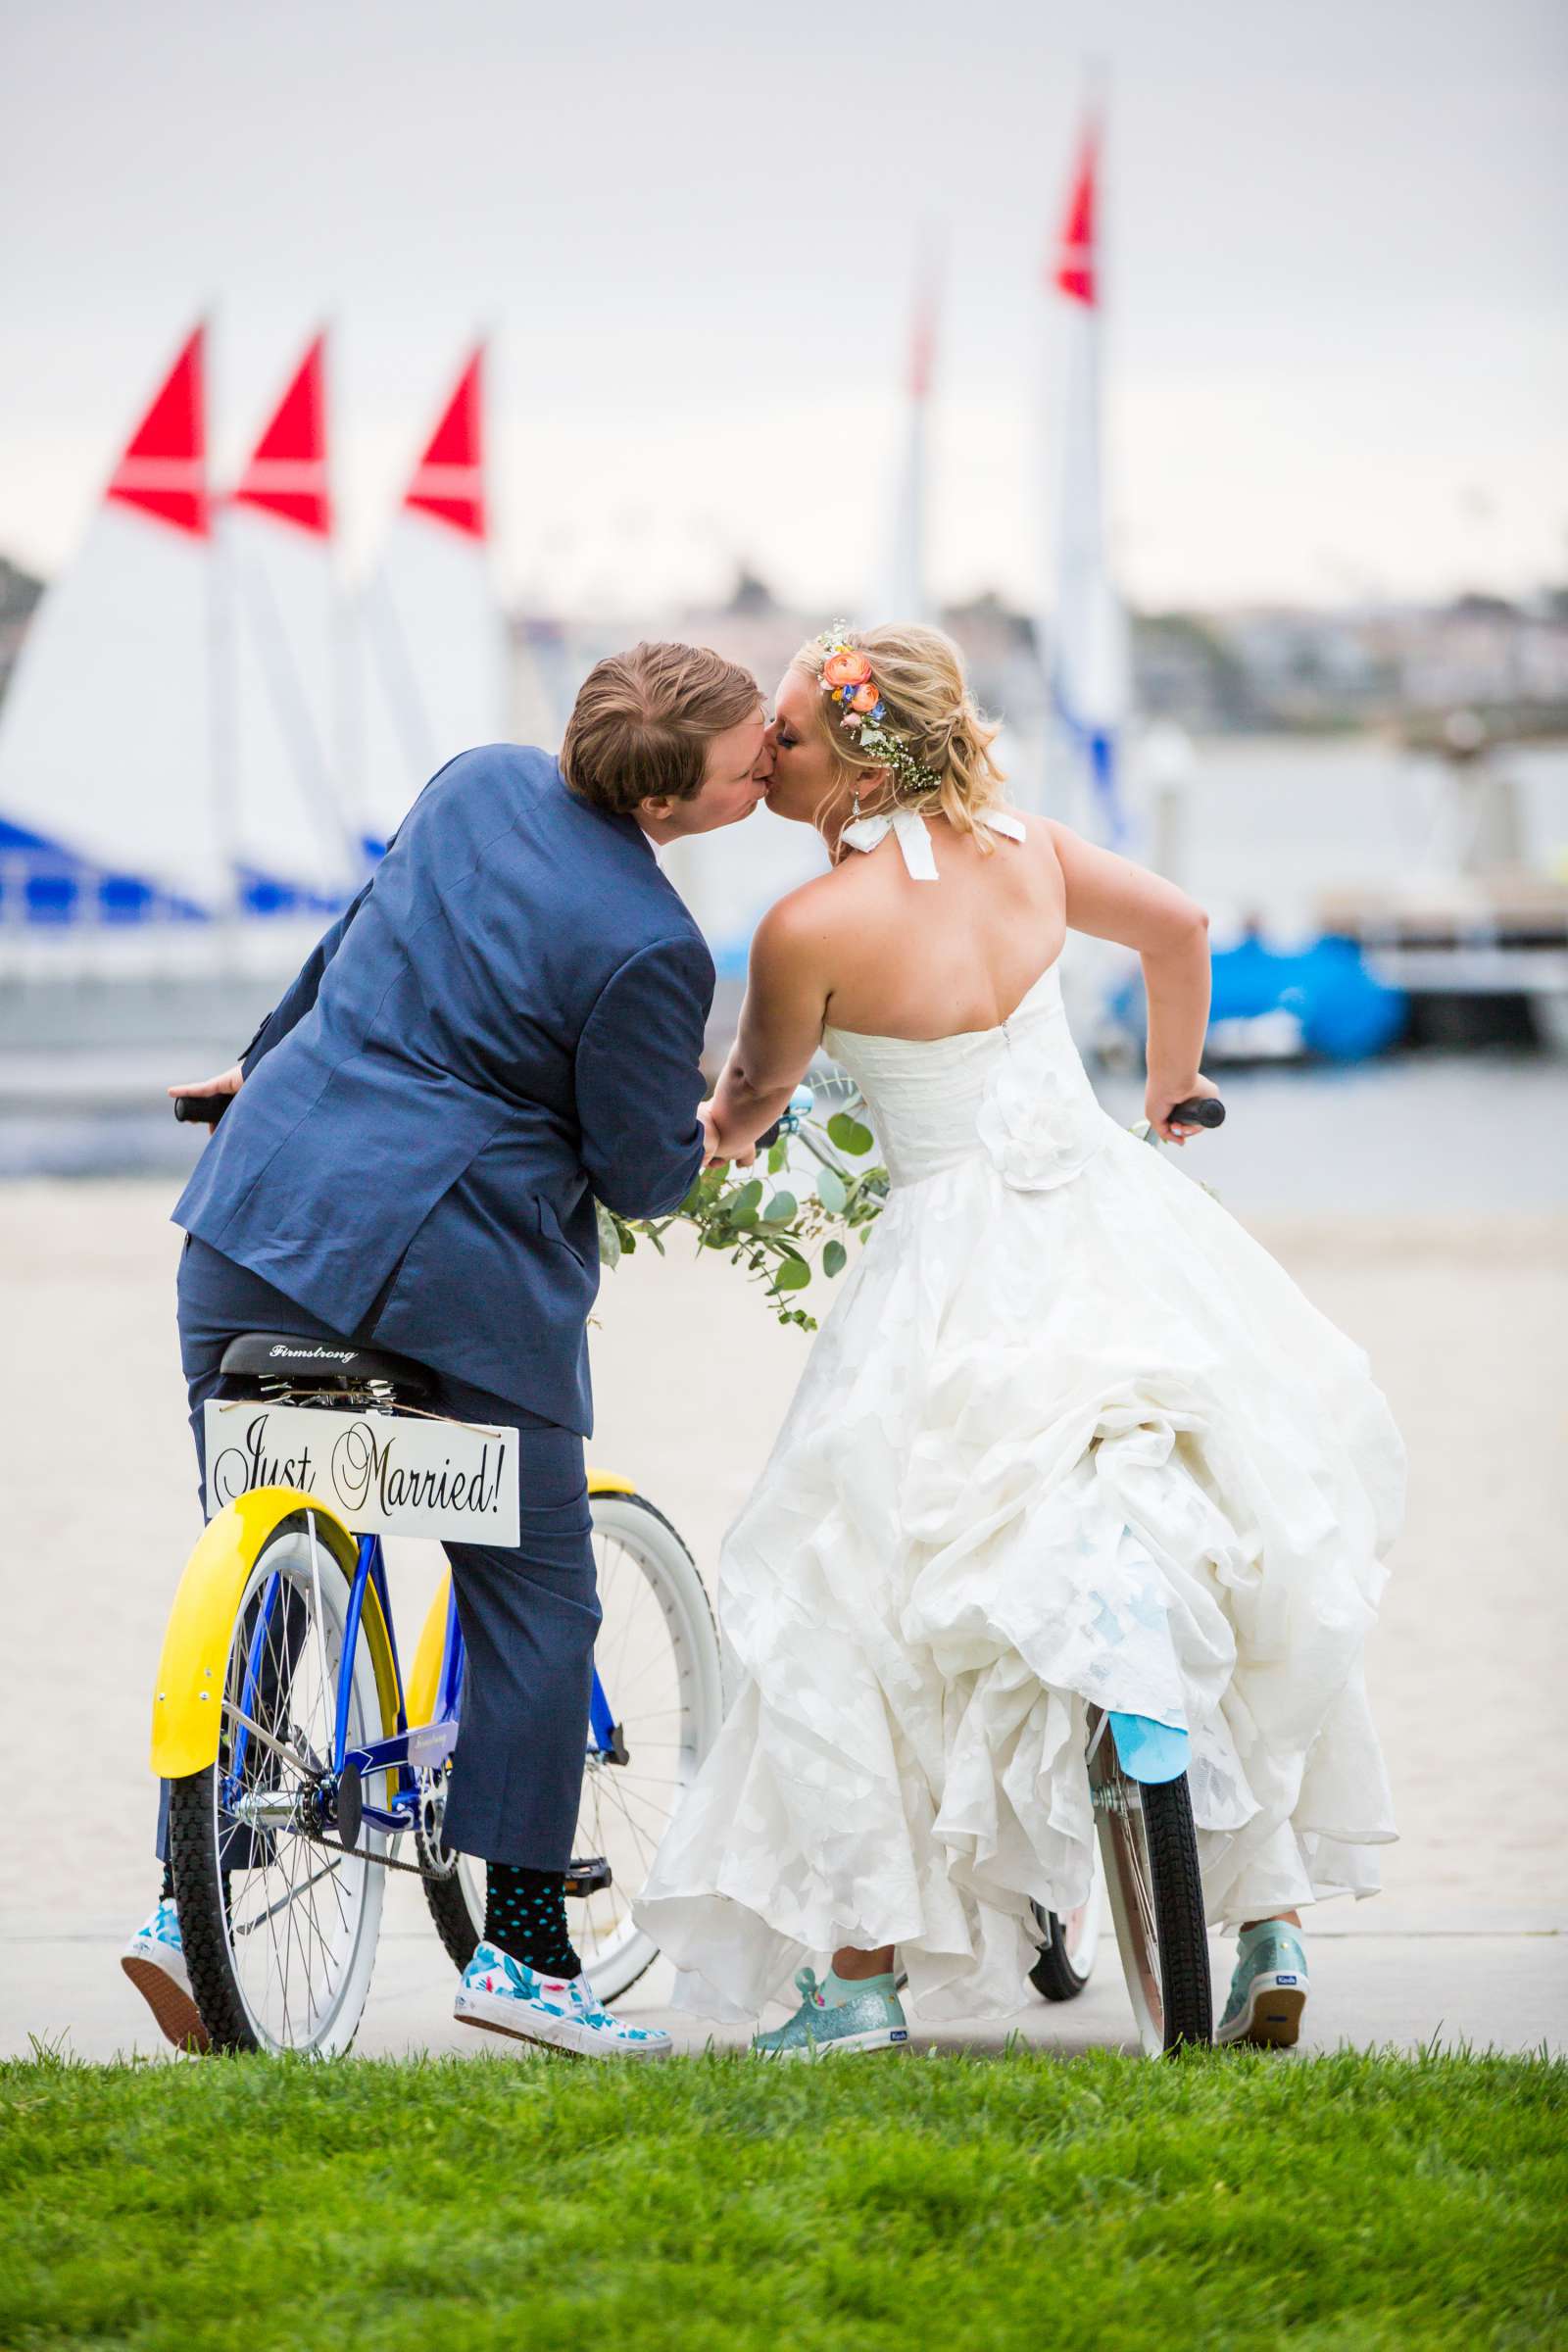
[219,1330,435,1398]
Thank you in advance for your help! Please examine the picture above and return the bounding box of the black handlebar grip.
[1169,1096,1225,1129]
[756,1117,784,1152]
[172,1093,229,1126]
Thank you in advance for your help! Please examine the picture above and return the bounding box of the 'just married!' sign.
[203,1400,519,1545]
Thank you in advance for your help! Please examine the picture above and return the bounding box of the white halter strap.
[839,806,1026,883]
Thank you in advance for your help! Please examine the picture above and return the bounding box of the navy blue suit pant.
[156,1237,599,1872]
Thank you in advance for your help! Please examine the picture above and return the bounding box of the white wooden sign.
[204,1399,519,1546]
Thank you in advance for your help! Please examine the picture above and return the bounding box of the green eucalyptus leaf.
[762,1192,798,1225]
[767,1139,789,1175]
[827,1111,875,1157]
[733,1178,763,1215]
[823,1239,848,1277]
[814,1168,847,1214]
[769,1257,811,1293]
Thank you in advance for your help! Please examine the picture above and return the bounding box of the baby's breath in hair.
[817,624,941,797]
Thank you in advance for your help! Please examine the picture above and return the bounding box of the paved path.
[3,1186,1564,2064]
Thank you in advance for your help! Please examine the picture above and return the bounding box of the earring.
[850,790,862,823]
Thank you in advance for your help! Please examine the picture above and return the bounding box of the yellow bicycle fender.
[406,1570,453,1732]
[150,1490,399,1780]
[404,1475,637,1729]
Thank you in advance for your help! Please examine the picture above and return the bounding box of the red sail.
[1053,131,1099,308]
[105,323,209,538]
[232,331,331,537]
[404,347,487,540]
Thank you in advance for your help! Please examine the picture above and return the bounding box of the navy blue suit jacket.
[173,746,713,1434]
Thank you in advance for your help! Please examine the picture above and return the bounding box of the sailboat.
[225,330,359,914]
[356,346,509,853]
[0,323,225,929]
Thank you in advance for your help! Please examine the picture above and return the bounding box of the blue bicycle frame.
[223,1533,619,1837]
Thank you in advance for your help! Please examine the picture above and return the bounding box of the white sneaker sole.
[1216,1972,1308,2048]
[755,2026,910,2061]
[454,1987,671,2061]
[121,1943,210,2053]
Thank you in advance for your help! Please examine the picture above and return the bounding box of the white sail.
[356,347,509,850]
[0,324,225,919]
[225,331,358,911]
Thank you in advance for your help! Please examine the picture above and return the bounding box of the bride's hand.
[699,1099,758,1170]
[1146,1071,1222,1146]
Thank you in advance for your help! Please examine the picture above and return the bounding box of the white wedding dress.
[636,812,1402,2025]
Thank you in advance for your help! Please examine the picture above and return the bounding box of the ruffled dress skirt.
[635,966,1403,2023]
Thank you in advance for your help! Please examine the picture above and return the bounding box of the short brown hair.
[562,641,761,815]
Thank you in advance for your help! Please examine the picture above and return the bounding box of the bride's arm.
[1046,821,1217,1145]
[703,897,831,1160]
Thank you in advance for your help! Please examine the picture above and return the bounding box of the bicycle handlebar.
[1168,1097,1225,1129]
[172,1093,230,1126]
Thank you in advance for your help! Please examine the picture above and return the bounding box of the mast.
[877,249,940,624]
[1041,106,1130,846]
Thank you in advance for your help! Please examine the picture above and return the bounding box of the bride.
[635,622,1401,2054]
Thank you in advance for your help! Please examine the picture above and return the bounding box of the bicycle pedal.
[564,1856,612,1897]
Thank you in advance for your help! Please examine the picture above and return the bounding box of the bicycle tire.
[169,1515,388,2055]
[420,1489,722,2003]
[1095,1738,1211,2053]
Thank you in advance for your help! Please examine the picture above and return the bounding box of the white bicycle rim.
[451,1493,723,2004]
[216,1530,388,2055]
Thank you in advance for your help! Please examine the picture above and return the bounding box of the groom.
[123,641,770,2061]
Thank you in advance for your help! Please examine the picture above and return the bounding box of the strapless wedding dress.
[636,957,1402,2024]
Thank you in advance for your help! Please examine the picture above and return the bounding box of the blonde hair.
[793,622,1007,848]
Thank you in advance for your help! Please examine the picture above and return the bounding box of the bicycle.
[1026,1091,1226,2055]
[157,1106,724,2056]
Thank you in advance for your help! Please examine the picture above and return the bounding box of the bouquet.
[597,1091,887,1331]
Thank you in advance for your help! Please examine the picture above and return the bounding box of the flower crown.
[817,626,941,797]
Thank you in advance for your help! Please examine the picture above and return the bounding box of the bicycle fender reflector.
[1107,1711,1190,1785]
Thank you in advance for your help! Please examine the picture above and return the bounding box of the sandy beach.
[3,1179,1564,2057]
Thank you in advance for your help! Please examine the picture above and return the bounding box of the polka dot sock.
[484,1863,581,1980]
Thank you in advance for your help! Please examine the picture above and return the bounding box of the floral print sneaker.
[121,1898,209,2052]
[1217,1922,1309,2048]
[752,1967,910,2060]
[454,1940,672,2061]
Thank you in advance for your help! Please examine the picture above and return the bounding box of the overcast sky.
[2,0,1564,614]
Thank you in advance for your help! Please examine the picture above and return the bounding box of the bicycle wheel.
[168,1513,390,2054]
[422,1491,723,2003]
[1089,1711,1212,2054]
[1028,1855,1104,2002]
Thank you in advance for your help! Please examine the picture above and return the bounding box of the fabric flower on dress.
[976,1049,1107,1194]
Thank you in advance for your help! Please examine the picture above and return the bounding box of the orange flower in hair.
[822,648,873,690]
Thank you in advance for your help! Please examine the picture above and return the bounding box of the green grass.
[1,2045,1563,2350]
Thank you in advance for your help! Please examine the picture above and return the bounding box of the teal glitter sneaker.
[1217,1922,1309,2048]
[752,1967,910,2060]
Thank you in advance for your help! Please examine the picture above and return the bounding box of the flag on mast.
[225,330,358,911]
[1042,116,1130,846]
[0,322,225,919]
[357,343,508,853]
[877,255,939,622]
